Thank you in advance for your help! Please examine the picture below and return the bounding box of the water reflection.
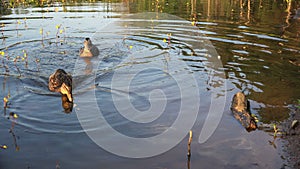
[120,1,300,121]
[83,57,93,74]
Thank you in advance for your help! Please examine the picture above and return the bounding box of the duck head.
[83,37,93,48]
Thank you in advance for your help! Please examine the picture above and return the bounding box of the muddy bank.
[282,107,300,168]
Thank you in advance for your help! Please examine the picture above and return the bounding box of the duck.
[79,37,99,57]
[231,92,257,132]
[49,69,73,112]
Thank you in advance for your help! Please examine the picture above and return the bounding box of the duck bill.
[60,83,73,102]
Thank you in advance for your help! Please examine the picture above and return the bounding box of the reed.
[187,130,192,157]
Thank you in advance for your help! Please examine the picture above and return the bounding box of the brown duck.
[79,37,99,57]
[49,69,73,113]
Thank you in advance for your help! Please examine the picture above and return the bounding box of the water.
[0,0,300,168]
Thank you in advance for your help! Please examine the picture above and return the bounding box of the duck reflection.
[83,57,93,74]
[49,69,73,113]
[61,93,73,113]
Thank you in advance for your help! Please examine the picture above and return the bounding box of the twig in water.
[9,113,20,151]
[40,28,45,47]
[187,130,193,157]
[13,56,22,77]
[187,130,193,169]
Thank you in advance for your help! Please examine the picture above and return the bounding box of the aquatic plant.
[22,50,28,68]
[4,111,20,151]
[13,55,22,77]
[24,18,28,29]
[187,130,192,157]
[3,95,9,109]
[55,24,66,45]
[39,27,45,47]
[15,20,21,37]
[0,145,8,149]
[273,124,278,137]
[9,112,18,119]
[1,23,5,44]
[1,51,10,74]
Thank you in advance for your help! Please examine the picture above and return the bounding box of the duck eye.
[51,79,57,85]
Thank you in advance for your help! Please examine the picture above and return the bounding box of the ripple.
[242,32,288,42]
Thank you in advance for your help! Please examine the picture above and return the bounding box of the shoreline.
[281,106,300,168]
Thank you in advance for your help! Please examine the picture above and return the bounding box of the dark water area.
[0,0,300,169]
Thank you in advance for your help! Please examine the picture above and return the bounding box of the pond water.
[0,0,300,168]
